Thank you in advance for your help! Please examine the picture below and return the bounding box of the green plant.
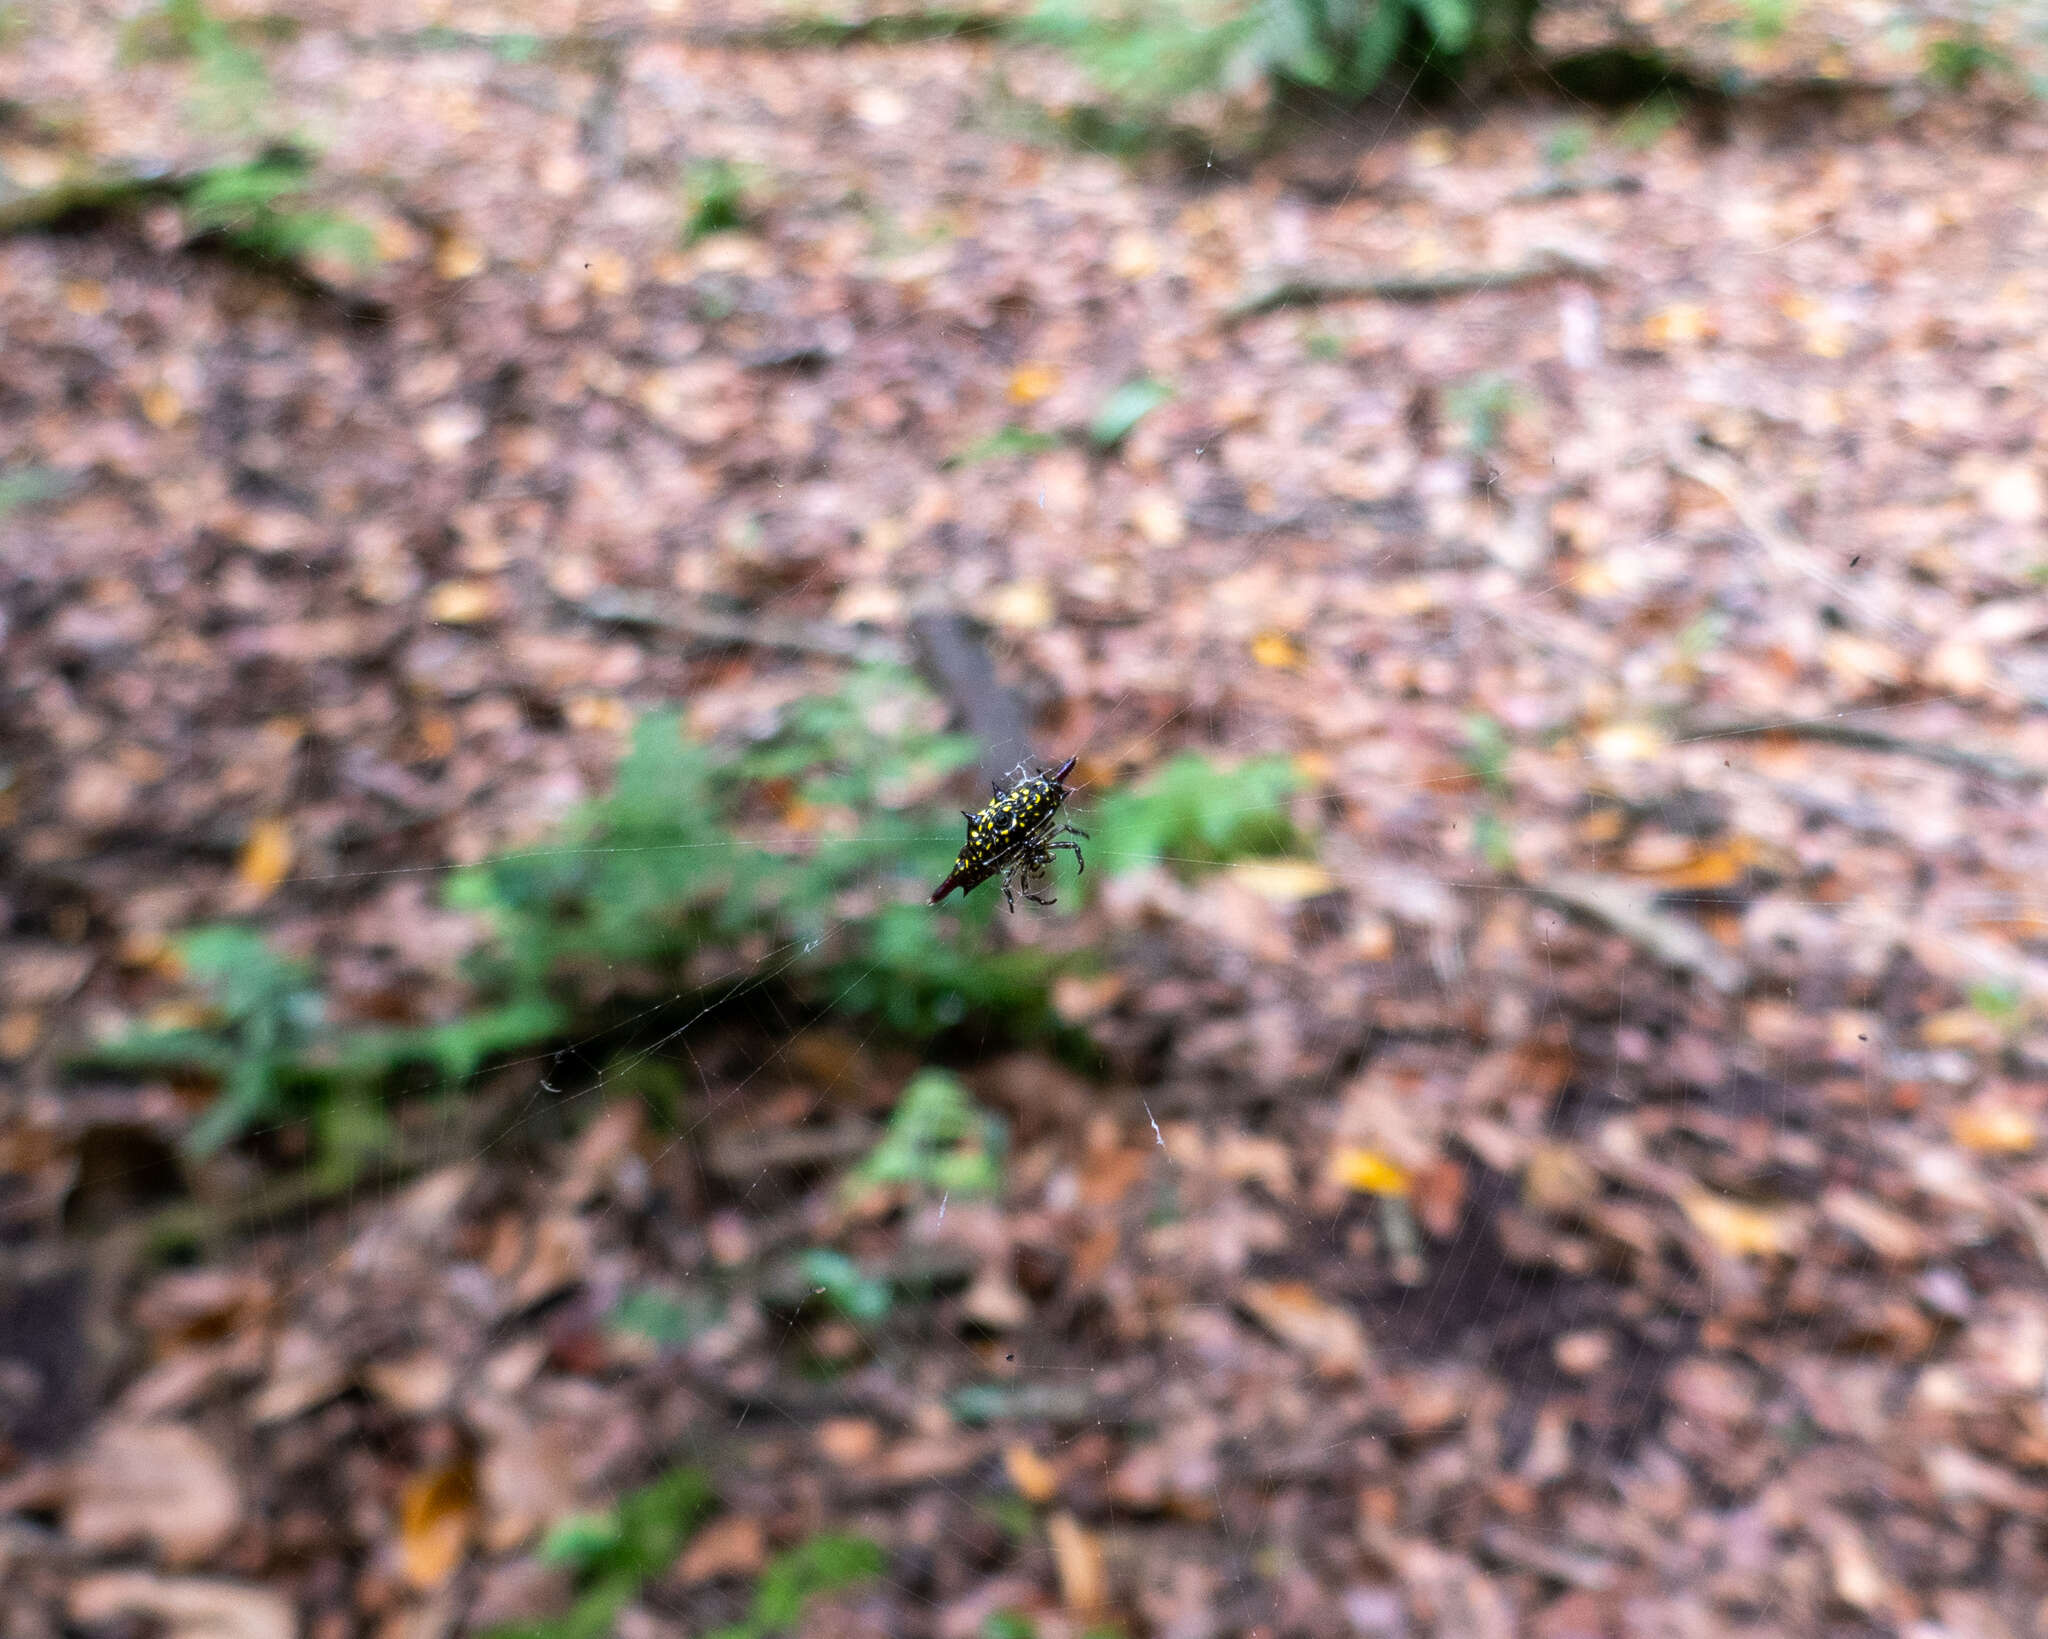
[1089,376,1173,449]
[1443,373,1517,454]
[1301,328,1345,362]
[1542,120,1591,169]
[87,667,1092,1165]
[797,1249,894,1323]
[1027,0,1519,113]
[849,1070,1007,1198]
[705,1533,886,1639]
[1615,91,1681,151]
[1924,29,2006,90]
[182,153,376,269]
[1460,713,1510,796]
[491,1467,716,1639]
[1733,0,1793,45]
[984,1613,1039,1639]
[682,158,751,245]
[608,1286,720,1349]
[91,926,326,1155]
[1081,751,1303,894]
[0,468,71,517]
[949,425,1064,467]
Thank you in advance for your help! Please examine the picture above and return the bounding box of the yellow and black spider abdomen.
[929,755,1079,905]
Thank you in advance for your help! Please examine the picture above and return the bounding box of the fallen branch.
[1226,250,1607,322]
[1520,871,1747,993]
[559,586,910,665]
[1682,714,2047,787]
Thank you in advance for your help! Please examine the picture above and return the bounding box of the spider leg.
[1023,890,1055,906]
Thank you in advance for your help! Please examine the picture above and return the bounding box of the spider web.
[9,2,2048,1637]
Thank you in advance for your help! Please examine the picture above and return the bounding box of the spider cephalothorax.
[929,755,1088,912]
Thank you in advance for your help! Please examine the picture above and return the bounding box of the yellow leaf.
[426,579,499,624]
[140,383,184,429]
[1251,631,1304,669]
[1046,1512,1107,1615]
[1588,722,1667,764]
[1920,1008,2005,1051]
[435,234,486,280]
[1007,363,1059,405]
[1642,303,1714,347]
[398,1460,476,1590]
[1681,1191,1804,1258]
[1230,859,1336,903]
[1110,231,1158,279]
[64,279,108,317]
[235,819,294,900]
[1130,489,1186,546]
[1330,1146,1410,1197]
[1951,1102,2038,1155]
[564,695,631,734]
[1004,1442,1059,1505]
[981,580,1053,631]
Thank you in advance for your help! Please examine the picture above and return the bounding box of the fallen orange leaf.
[235,819,294,900]
[398,1459,476,1590]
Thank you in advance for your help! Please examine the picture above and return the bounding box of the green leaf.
[1088,377,1173,448]
[751,1534,885,1631]
[1408,0,1473,54]
[949,425,1063,467]
[852,1070,1006,1198]
[797,1249,893,1324]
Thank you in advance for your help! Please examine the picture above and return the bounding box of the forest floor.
[8,2,2048,1637]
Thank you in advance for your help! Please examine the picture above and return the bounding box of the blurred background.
[8,0,2048,1635]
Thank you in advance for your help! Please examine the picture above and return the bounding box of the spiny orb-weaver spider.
[928,754,1088,913]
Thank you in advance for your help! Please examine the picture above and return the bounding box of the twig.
[1508,172,1643,203]
[558,586,910,665]
[1226,250,1608,322]
[705,1118,877,1181]
[1520,872,1746,993]
[909,610,1036,785]
[1682,716,2047,787]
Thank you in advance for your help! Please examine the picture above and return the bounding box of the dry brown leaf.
[1237,1280,1372,1378]
[70,1574,292,1639]
[250,1328,348,1424]
[364,1353,455,1415]
[1681,1191,1806,1258]
[1821,1187,1925,1262]
[399,1459,477,1591]
[1228,859,1337,903]
[1950,1100,2038,1155]
[814,1418,882,1467]
[1522,1144,1599,1215]
[675,1515,765,1583]
[66,1421,242,1565]
[1046,1511,1107,1616]
[512,1215,591,1308]
[426,579,500,625]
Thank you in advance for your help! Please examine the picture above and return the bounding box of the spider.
[928,754,1088,913]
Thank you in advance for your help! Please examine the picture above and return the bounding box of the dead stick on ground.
[1520,872,1747,994]
[1225,250,1607,322]
[559,586,910,665]
[1682,715,2047,787]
